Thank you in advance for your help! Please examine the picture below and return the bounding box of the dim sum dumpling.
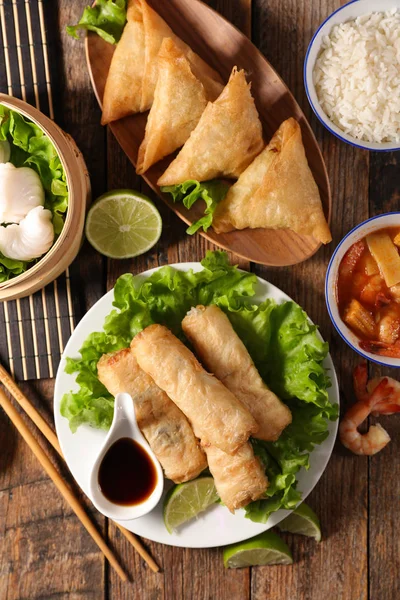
[136,38,208,174]
[0,163,44,224]
[101,1,145,124]
[213,118,332,244]
[0,206,54,261]
[157,67,264,186]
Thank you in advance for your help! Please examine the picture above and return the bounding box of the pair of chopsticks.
[0,363,160,580]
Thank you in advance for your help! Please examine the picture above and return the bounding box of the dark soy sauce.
[98,437,157,506]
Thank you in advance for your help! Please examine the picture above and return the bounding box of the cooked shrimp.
[360,339,400,358]
[390,284,400,301]
[353,362,400,416]
[367,376,400,416]
[340,378,392,455]
[377,304,400,345]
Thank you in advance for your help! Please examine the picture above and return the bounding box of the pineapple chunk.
[344,299,376,339]
[364,255,379,276]
[367,232,400,288]
[393,232,400,248]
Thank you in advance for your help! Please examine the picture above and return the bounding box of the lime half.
[163,477,219,533]
[277,503,321,542]
[85,190,162,259]
[223,531,293,568]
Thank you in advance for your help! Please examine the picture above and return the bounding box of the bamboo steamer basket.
[0,94,91,301]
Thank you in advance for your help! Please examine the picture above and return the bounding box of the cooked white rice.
[313,9,400,144]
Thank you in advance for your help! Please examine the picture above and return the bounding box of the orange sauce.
[336,226,400,357]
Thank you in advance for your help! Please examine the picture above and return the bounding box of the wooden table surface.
[1,0,399,598]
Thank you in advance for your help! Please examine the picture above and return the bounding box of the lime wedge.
[85,189,162,259]
[223,531,293,568]
[163,477,219,533]
[277,502,321,541]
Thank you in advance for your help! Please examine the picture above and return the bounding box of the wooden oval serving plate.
[86,0,331,266]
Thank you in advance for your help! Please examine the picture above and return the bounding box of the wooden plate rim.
[84,0,332,266]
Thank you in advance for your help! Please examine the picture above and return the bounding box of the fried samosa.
[157,67,264,186]
[139,0,222,111]
[136,38,209,174]
[101,1,145,124]
[213,118,332,244]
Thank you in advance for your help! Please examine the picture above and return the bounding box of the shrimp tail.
[360,340,400,358]
[372,404,400,416]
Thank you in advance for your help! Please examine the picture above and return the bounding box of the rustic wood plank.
[4,1,399,599]
[251,1,369,599]
[0,383,107,600]
[0,477,105,600]
[0,0,109,596]
[368,150,400,600]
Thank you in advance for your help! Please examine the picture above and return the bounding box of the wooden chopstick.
[0,364,62,454]
[0,387,127,582]
[0,366,160,574]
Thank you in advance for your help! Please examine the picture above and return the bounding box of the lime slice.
[277,502,321,541]
[223,531,293,568]
[163,477,219,533]
[85,189,162,259]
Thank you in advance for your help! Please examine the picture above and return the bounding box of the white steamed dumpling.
[0,140,10,163]
[0,162,45,224]
[0,206,54,261]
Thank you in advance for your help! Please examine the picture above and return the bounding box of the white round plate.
[54,263,339,549]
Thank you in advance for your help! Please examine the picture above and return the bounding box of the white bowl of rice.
[304,0,400,151]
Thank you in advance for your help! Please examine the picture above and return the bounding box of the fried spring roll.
[182,305,292,441]
[204,443,268,512]
[130,325,258,453]
[97,348,207,483]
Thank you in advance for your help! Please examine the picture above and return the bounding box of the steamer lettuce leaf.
[67,0,127,45]
[161,180,230,234]
[0,106,68,281]
[61,250,337,521]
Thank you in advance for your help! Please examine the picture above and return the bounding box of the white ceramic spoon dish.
[89,392,164,521]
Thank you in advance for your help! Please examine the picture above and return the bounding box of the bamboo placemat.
[0,0,77,380]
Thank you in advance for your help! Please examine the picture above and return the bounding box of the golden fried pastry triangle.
[139,0,222,111]
[213,118,332,244]
[101,0,145,125]
[136,38,209,174]
[102,0,222,124]
[157,67,264,186]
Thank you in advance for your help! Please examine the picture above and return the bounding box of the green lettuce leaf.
[61,250,337,523]
[67,0,127,45]
[0,106,68,278]
[161,180,230,234]
[0,254,27,283]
